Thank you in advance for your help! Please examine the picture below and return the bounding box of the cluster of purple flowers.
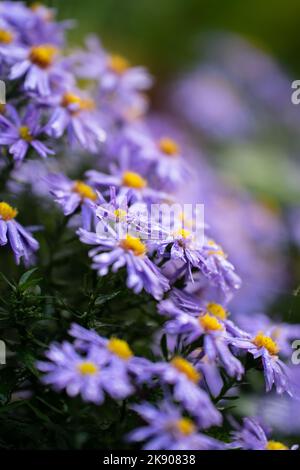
[1,3,299,450]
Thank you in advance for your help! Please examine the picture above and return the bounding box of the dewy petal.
[7,220,24,256]
[0,220,8,245]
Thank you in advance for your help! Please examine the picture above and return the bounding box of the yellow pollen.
[120,234,147,257]
[19,126,33,142]
[0,104,5,114]
[77,361,98,375]
[253,332,279,355]
[173,228,191,239]
[61,92,95,113]
[0,29,13,44]
[206,302,227,320]
[206,239,226,257]
[175,418,195,436]
[171,357,201,383]
[73,181,97,201]
[199,313,223,331]
[29,44,58,68]
[107,338,133,360]
[109,54,130,74]
[114,209,127,219]
[158,137,179,156]
[0,202,18,221]
[122,171,147,189]
[266,441,288,450]
[62,92,82,107]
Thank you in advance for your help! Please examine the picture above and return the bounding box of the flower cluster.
[0,2,299,450]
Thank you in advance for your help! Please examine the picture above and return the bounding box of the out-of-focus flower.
[148,356,222,427]
[128,401,225,450]
[37,340,135,404]
[0,105,54,163]
[46,173,102,230]
[0,201,39,264]
[45,89,106,152]
[230,417,298,450]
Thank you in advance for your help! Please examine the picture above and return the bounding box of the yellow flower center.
[73,181,97,201]
[77,361,98,375]
[61,92,95,113]
[120,234,147,257]
[199,313,223,331]
[0,202,18,221]
[114,209,127,219]
[0,29,13,44]
[109,54,130,74]
[175,418,196,436]
[29,44,58,68]
[206,302,227,320]
[173,228,191,239]
[171,357,201,383]
[122,171,147,189]
[107,338,133,360]
[19,126,33,142]
[0,104,6,114]
[158,137,179,156]
[266,441,288,450]
[253,332,279,355]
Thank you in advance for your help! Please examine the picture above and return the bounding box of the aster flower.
[3,40,71,96]
[230,331,292,395]
[128,401,225,450]
[86,164,170,204]
[45,89,106,152]
[158,293,245,380]
[236,312,300,358]
[149,356,222,427]
[68,323,153,384]
[46,173,102,230]
[0,105,54,163]
[111,124,189,191]
[37,340,134,405]
[230,417,298,450]
[0,201,39,264]
[77,227,170,300]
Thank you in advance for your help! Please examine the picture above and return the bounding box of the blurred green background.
[45,0,300,79]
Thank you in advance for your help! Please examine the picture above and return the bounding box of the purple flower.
[0,105,54,163]
[148,356,222,428]
[86,165,170,205]
[0,201,39,264]
[230,331,292,395]
[78,227,170,300]
[230,417,298,450]
[236,313,300,358]
[159,293,245,380]
[46,173,102,230]
[110,124,190,191]
[128,401,225,450]
[45,89,106,152]
[68,323,153,384]
[37,340,135,405]
[3,41,71,96]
